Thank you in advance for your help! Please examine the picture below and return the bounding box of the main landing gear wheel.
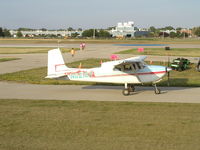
[154,88,161,94]
[122,84,135,96]
[153,84,161,94]
[129,85,135,92]
[122,89,130,96]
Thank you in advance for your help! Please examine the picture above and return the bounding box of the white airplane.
[46,48,171,96]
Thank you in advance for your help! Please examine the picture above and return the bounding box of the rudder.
[46,48,68,78]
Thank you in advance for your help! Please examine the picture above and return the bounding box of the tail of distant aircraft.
[46,48,69,78]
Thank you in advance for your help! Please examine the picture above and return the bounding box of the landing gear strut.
[122,83,135,96]
[153,84,161,94]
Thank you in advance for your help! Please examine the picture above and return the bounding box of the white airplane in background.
[46,49,171,96]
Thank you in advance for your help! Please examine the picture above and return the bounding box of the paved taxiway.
[0,82,200,103]
[0,43,200,103]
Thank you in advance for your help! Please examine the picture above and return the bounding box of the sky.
[0,0,200,29]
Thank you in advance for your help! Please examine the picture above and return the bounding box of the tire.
[155,88,161,94]
[122,89,130,96]
[129,85,135,92]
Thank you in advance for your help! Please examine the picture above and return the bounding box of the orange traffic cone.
[79,62,82,68]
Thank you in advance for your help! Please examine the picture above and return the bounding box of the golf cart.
[170,58,190,71]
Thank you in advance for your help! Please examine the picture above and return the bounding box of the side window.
[136,62,141,69]
[138,62,144,69]
[132,63,136,70]
[124,64,132,71]
[114,66,124,71]
[132,62,144,70]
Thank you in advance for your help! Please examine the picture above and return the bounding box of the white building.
[110,21,135,38]
[9,30,82,37]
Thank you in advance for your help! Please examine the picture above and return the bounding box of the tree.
[164,26,174,30]
[107,26,115,30]
[77,28,82,31]
[82,29,111,38]
[71,32,79,38]
[134,27,139,31]
[159,32,169,37]
[176,27,182,31]
[193,27,200,37]
[98,29,111,38]
[67,27,74,31]
[40,28,47,31]
[18,28,33,31]
[82,29,97,37]
[3,29,11,37]
[149,26,156,33]
[17,31,23,37]
[169,32,176,38]
[0,27,4,37]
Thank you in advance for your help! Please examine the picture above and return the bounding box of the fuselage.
[63,65,167,84]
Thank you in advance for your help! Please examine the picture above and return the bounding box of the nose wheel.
[122,89,130,96]
[122,84,135,96]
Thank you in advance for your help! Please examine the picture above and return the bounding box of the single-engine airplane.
[46,49,171,96]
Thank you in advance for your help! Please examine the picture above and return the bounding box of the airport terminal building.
[110,21,135,38]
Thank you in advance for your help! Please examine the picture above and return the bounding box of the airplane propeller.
[166,67,170,86]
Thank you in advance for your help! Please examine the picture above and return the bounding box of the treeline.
[148,26,200,38]
[82,29,111,38]
[0,27,11,37]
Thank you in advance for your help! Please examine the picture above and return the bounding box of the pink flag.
[138,48,144,52]
[110,54,119,61]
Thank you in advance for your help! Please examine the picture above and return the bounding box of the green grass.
[0,59,199,86]
[0,47,79,54]
[0,57,20,62]
[116,48,200,57]
[0,99,200,150]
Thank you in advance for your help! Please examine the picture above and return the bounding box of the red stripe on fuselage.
[65,70,166,78]
[92,71,166,78]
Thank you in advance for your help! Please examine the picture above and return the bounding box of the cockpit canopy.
[114,62,146,71]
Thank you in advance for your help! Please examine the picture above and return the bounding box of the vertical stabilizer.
[46,48,68,78]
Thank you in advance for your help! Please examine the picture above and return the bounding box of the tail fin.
[46,48,68,78]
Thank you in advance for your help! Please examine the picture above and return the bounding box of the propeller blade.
[167,71,170,86]
[167,56,170,86]
[166,67,171,86]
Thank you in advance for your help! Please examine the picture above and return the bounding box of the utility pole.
[93,29,95,39]
[163,31,165,39]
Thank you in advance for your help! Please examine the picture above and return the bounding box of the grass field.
[116,48,200,57]
[0,59,199,86]
[0,38,200,44]
[0,57,20,62]
[0,47,79,54]
[0,99,200,150]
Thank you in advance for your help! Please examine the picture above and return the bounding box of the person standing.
[80,43,83,50]
[82,42,86,50]
[71,48,75,57]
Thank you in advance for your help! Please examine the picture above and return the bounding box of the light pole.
[93,29,95,39]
